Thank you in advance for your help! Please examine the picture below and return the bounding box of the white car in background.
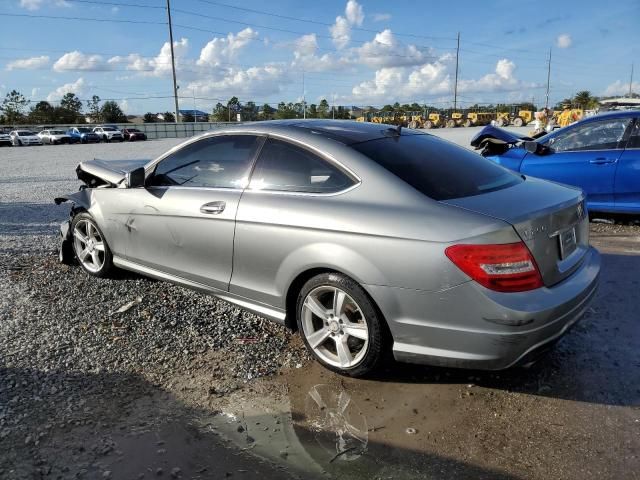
[0,131,12,146]
[38,129,72,145]
[92,126,124,142]
[10,130,43,146]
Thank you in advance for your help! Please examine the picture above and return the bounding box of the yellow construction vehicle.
[445,111,465,128]
[423,113,444,129]
[496,105,533,127]
[407,113,425,129]
[463,112,494,127]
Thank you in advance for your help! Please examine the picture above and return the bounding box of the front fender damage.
[55,189,94,264]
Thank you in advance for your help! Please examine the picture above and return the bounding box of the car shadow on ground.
[0,366,523,480]
[364,252,640,407]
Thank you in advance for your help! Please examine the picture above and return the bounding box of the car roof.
[579,110,638,123]
[206,119,426,145]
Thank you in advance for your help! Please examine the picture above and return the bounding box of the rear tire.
[296,273,387,377]
[513,117,524,127]
[445,119,456,128]
[71,212,115,278]
[423,120,433,129]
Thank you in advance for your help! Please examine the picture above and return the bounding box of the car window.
[149,135,262,189]
[546,118,631,152]
[249,138,354,193]
[626,120,640,148]
[352,134,522,201]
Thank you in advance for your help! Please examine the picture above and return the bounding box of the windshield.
[17,131,35,136]
[77,128,92,133]
[352,133,522,200]
[51,130,65,135]
[103,127,117,131]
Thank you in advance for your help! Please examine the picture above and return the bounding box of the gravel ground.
[1,130,638,479]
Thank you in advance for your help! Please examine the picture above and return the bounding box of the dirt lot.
[1,129,639,479]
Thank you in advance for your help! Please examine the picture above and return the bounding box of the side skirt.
[112,256,287,324]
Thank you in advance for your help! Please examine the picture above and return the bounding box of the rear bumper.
[365,247,600,370]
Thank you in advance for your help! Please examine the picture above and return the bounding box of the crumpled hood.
[470,125,532,149]
[76,158,149,187]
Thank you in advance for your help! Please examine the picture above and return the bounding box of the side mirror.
[125,167,146,188]
[524,140,551,156]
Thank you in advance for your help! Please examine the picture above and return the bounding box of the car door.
[231,137,358,307]
[615,118,640,212]
[520,117,633,211]
[120,134,264,291]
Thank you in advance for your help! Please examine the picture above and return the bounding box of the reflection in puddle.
[304,384,368,462]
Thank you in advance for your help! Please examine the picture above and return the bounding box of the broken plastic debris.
[115,296,143,314]
[405,427,418,435]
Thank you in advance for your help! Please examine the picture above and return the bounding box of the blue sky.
[0,0,638,115]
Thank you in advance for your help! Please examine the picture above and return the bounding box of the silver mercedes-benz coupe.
[56,120,600,376]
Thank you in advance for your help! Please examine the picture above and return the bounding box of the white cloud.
[355,29,429,68]
[330,16,351,49]
[31,87,39,97]
[350,57,534,103]
[187,64,291,99]
[119,99,129,113]
[6,55,50,71]
[291,33,346,72]
[19,0,69,10]
[197,28,258,66]
[556,34,572,48]
[113,38,189,77]
[53,51,111,72]
[345,0,364,26]
[603,79,639,96]
[330,0,364,49]
[46,77,86,102]
[372,13,391,22]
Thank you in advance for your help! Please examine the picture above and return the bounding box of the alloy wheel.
[301,286,369,369]
[73,219,106,273]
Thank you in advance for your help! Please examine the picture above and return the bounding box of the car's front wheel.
[71,213,115,278]
[296,273,387,377]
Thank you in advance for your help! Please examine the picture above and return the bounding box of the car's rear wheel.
[71,213,114,278]
[296,273,386,377]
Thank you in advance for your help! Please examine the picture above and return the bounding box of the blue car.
[471,111,640,214]
[67,127,101,144]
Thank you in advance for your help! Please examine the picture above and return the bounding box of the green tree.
[29,101,56,124]
[86,95,101,123]
[182,112,195,122]
[143,112,157,123]
[0,90,29,124]
[60,93,82,115]
[162,111,175,122]
[212,103,229,122]
[242,101,258,121]
[573,91,597,110]
[308,103,318,118]
[227,96,241,121]
[101,101,127,123]
[317,99,330,118]
[260,103,275,120]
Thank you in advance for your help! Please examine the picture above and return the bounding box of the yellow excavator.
[496,105,533,127]
[463,112,494,127]
[423,113,444,129]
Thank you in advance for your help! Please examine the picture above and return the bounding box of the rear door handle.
[589,158,617,165]
[200,201,226,214]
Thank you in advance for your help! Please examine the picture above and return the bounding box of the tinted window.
[547,118,631,152]
[352,134,522,201]
[626,120,640,148]
[150,135,261,188]
[249,138,354,193]
[78,128,92,133]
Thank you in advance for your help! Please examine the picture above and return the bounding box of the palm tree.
[573,91,593,110]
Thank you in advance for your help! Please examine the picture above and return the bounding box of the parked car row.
[0,126,147,146]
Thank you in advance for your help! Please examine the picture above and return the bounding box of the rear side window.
[249,138,354,193]
[352,134,522,200]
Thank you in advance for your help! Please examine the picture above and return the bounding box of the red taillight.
[445,242,543,293]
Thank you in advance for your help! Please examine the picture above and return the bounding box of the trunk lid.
[442,177,589,287]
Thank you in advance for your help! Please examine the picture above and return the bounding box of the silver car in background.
[56,120,600,376]
[38,129,72,145]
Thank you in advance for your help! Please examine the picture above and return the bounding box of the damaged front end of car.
[54,158,149,264]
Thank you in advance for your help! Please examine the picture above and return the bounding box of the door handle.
[200,201,226,214]
[589,158,617,165]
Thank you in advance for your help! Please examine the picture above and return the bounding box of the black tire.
[70,212,115,278]
[296,272,387,377]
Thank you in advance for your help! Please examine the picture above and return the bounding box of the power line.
[0,12,165,25]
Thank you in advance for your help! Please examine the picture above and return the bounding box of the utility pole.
[453,32,460,112]
[166,0,180,123]
[302,71,306,119]
[193,88,197,123]
[332,93,336,119]
[545,47,552,109]
[630,63,635,97]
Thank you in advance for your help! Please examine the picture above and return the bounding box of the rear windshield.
[77,128,92,133]
[351,134,522,200]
